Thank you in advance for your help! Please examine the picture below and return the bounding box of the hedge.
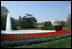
[41,26,63,31]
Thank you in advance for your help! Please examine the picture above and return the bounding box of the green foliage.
[42,26,63,31]
[1,6,37,30]
[1,6,8,30]
[66,14,71,26]
[62,26,71,31]
[41,26,55,30]
[62,27,68,30]
[3,37,71,48]
[54,26,63,31]
[12,27,17,30]
[22,27,42,30]
[1,6,9,16]
[17,26,22,30]
[1,6,18,30]
[1,16,7,30]
[11,17,18,30]
[44,21,52,27]
[59,21,66,26]
[18,14,37,28]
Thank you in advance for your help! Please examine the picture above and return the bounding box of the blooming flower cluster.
[1,30,70,41]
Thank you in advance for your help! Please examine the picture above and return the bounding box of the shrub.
[41,26,55,30]
[54,26,63,31]
[44,21,52,27]
[62,27,68,30]
[41,26,63,31]
[17,26,22,30]
[1,27,5,30]
[12,27,17,30]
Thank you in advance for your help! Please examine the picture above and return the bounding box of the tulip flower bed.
[1,30,71,47]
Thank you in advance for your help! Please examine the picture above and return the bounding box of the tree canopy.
[59,21,66,26]
[1,6,9,30]
[1,6,37,30]
[66,14,71,26]
[1,6,9,16]
[18,14,37,28]
[44,21,52,27]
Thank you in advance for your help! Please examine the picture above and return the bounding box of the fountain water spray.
[6,13,11,31]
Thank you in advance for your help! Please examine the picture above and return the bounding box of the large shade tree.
[59,21,66,26]
[1,6,37,30]
[1,6,18,30]
[1,6,9,30]
[44,21,52,27]
[18,14,37,28]
[66,14,71,31]
[66,14,71,26]
[11,17,18,30]
[1,6,9,16]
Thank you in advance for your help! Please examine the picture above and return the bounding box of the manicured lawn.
[4,37,71,48]
[18,27,42,30]
[62,27,68,30]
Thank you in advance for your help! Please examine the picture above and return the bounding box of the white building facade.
[50,20,60,26]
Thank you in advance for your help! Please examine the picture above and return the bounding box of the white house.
[50,20,60,26]
[51,20,66,26]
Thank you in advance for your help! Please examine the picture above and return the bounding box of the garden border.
[1,32,71,47]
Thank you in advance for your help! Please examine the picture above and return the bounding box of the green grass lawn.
[17,27,42,30]
[4,37,71,48]
[62,27,68,30]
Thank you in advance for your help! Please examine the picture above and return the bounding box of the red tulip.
[16,34,20,36]
[13,36,17,39]
[7,37,9,39]
[3,37,6,39]
[11,34,14,37]
[22,36,25,39]
[38,36,40,38]
[18,37,20,39]
[9,38,13,40]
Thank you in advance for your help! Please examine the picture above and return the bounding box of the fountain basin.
[1,30,56,34]
[1,30,56,42]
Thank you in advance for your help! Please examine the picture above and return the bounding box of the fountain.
[6,13,11,32]
[1,13,56,34]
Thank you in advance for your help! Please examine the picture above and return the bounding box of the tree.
[30,17,37,27]
[66,14,71,31]
[18,15,22,26]
[26,14,32,17]
[26,14,37,27]
[18,14,37,28]
[1,6,9,30]
[1,6,9,16]
[59,21,66,26]
[44,21,52,27]
[66,14,71,26]
[11,17,18,30]
[1,6,18,30]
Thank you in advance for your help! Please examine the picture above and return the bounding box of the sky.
[1,1,71,22]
